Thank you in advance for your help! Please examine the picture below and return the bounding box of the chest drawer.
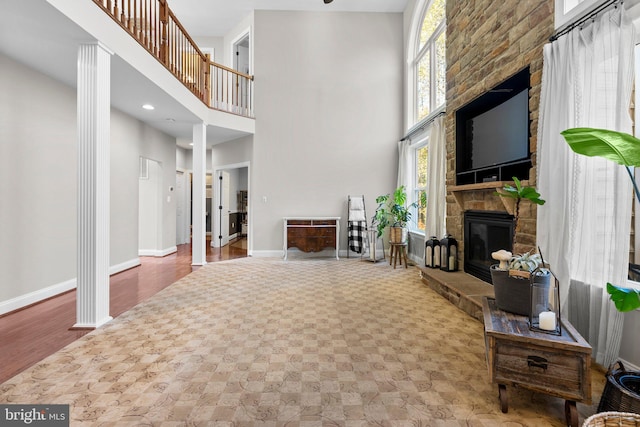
[493,339,589,401]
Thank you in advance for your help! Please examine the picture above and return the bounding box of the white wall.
[111,107,177,264]
[138,159,161,252]
[193,36,224,63]
[176,146,190,170]
[211,135,253,167]
[0,52,177,310]
[251,11,403,254]
[0,53,77,302]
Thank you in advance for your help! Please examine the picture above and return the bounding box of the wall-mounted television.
[455,67,532,185]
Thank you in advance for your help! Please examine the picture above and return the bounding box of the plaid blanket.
[348,221,367,253]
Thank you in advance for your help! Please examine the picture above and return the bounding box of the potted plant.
[372,186,419,244]
[489,177,548,315]
[491,250,551,316]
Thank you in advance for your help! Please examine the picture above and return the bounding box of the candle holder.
[425,236,440,268]
[529,268,561,335]
[439,234,458,272]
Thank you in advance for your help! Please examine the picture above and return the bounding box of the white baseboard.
[1,257,143,316]
[252,250,285,258]
[618,357,640,371]
[110,258,141,275]
[138,246,177,257]
[0,278,76,316]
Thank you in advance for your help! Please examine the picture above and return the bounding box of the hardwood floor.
[0,237,248,385]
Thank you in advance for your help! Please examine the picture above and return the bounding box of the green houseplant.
[495,176,546,251]
[508,251,543,279]
[372,186,419,244]
[561,127,640,312]
[490,177,548,315]
[562,127,640,416]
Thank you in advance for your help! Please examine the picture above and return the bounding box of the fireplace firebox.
[464,210,514,283]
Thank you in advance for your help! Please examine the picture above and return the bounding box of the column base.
[70,316,113,330]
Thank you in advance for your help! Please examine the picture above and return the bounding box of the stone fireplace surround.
[420,0,551,321]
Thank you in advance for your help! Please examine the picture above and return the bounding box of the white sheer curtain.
[425,115,446,240]
[397,139,412,191]
[537,6,635,367]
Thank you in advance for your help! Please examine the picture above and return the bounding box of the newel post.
[159,0,169,66]
[204,53,211,107]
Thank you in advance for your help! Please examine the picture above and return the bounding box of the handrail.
[92,0,254,118]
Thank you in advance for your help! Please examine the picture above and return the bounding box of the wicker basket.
[598,361,640,413]
[582,412,640,426]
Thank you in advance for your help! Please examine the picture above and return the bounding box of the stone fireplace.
[443,1,553,270]
[418,0,553,321]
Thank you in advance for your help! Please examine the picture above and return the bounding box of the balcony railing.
[92,0,254,118]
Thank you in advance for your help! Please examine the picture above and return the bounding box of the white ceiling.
[169,0,409,37]
[1,0,407,149]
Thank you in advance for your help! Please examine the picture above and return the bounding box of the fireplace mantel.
[449,181,529,215]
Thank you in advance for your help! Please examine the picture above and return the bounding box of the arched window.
[410,0,446,125]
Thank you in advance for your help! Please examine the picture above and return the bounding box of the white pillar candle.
[539,311,557,331]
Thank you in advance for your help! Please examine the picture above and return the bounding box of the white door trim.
[213,161,251,256]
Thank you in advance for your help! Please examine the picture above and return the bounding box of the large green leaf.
[561,128,640,167]
[495,177,546,205]
[607,283,640,312]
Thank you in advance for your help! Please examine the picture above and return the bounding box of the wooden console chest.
[482,297,591,427]
[283,217,340,260]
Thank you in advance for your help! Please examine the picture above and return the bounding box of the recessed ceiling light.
[142,104,155,110]
[189,143,194,146]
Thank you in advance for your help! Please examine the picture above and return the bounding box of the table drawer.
[287,236,336,252]
[493,340,588,401]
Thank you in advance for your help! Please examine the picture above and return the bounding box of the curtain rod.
[401,110,446,141]
[549,0,620,41]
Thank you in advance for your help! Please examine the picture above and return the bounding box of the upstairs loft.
[92,0,254,120]
[2,0,255,145]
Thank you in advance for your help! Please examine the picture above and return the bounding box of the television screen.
[468,89,529,170]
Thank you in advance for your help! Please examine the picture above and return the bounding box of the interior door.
[218,170,230,247]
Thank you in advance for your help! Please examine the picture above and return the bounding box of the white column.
[192,123,207,266]
[75,42,113,329]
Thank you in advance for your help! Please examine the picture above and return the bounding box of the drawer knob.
[527,355,548,371]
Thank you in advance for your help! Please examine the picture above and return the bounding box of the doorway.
[233,33,250,74]
[212,164,250,255]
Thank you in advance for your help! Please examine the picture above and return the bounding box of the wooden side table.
[482,297,592,427]
[283,217,340,260]
[389,243,408,269]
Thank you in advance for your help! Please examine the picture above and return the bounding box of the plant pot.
[598,361,640,414]
[389,226,408,244]
[490,265,551,316]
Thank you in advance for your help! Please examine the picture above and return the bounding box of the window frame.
[409,135,429,234]
[554,0,604,31]
[408,0,446,128]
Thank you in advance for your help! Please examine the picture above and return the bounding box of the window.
[411,0,446,125]
[555,0,601,31]
[630,43,640,288]
[413,143,429,232]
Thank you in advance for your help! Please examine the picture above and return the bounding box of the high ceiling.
[169,0,409,37]
[1,0,408,148]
